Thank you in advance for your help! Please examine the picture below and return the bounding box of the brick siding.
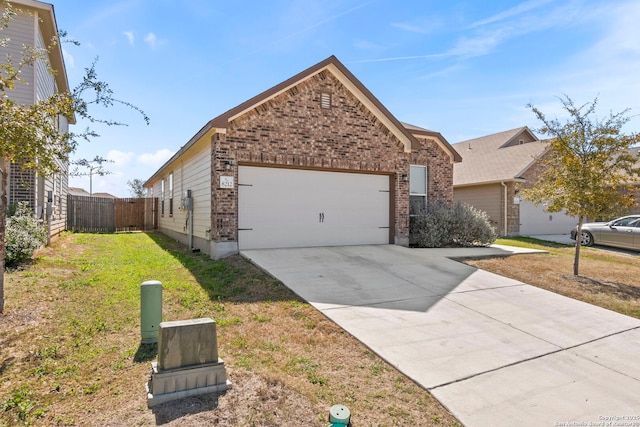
[210,70,453,244]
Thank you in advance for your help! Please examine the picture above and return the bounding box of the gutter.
[501,181,508,236]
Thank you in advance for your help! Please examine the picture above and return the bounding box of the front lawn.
[0,232,460,426]
[465,237,640,319]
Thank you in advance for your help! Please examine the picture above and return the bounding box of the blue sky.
[51,0,640,197]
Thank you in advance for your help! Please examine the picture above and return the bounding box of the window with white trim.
[409,165,427,215]
[168,172,174,216]
[161,178,165,216]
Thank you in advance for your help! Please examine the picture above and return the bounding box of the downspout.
[186,189,194,251]
[501,181,508,236]
[188,210,193,251]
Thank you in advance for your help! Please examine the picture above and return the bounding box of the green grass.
[496,236,573,250]
[1,232,461,426]
[1,232,282,425]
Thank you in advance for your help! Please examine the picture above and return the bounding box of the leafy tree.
[127,178,146,198]
[0,2,148,312]
[70,155,114,195]
[524,95,640,276]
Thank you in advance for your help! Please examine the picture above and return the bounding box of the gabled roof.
[148,56,461,183]
[68,187,90,196]
[92,192,118,199]
[207,56,458,156]
[401,122,461,161]
[207,56,412,151]
[452,127,549,186]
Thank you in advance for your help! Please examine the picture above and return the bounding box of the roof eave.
[410,129,462,163]
[454,177,526,188]
[13,0,74,123]
[144,123,220,186]
[207,55,430,154]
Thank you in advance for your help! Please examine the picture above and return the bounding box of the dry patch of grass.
[0,232,460,426]
[465,238,640,319]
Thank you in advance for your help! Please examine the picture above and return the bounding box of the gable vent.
[320,92,332,109]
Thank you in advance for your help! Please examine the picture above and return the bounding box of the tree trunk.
[0,157,8,313]
[573,216,584,276]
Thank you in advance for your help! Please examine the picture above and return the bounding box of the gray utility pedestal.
[147,318,230,407]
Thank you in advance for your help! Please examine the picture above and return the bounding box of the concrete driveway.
[241,245,640,427]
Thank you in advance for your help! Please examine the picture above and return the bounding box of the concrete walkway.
[241,245,640,427]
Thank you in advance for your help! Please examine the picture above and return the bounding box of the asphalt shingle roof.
[452,127,549,186]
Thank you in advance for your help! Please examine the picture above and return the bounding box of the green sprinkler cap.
[329,404,350,424]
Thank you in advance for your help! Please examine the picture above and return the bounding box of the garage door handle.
[319,212,325,223]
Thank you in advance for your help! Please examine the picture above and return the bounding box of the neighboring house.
[69,188,117,199]
[68,187,91,197]
[452,127,578,236]
[92,192,118,199]
[1,0,71,238]
[145,56,461,258]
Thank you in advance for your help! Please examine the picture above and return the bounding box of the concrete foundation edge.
[395,236,409,247]
[155,228,239,259]
[146,380,231,408]
[210,241,238,259]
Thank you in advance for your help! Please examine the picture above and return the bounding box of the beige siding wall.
[35,14,67,237]
[35,16,57,102]
[503,130,537,148]
[454,184,502,231]
[1,11,35,104]
[156,141,212,251]
[2,7,69,239]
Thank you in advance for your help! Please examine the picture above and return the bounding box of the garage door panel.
[238,167,390,250]
[519,200,578,235]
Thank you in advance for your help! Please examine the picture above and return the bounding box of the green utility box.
[141,280,163,343]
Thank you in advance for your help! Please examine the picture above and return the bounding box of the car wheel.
[580,231,594,247]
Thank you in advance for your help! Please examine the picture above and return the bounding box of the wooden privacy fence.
[67,195,158,233]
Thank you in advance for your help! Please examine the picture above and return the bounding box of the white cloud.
[470,0,554,28]
[71,149,175,197]
[551,0,640,128]
[137,149,175,169]
[144,32,157,49]
[123,31,135,46]
[448,1,582,59]
[354,2,578,64]
[391,22,430,34]
[107,150,136,167]
[591,1,640,56]
[449,30,505,58]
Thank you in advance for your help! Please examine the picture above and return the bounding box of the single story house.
[144,55,461,258]
[452,127,578,236]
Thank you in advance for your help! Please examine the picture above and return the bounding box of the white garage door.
[238,166,390,250]
[519,200,578,235]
